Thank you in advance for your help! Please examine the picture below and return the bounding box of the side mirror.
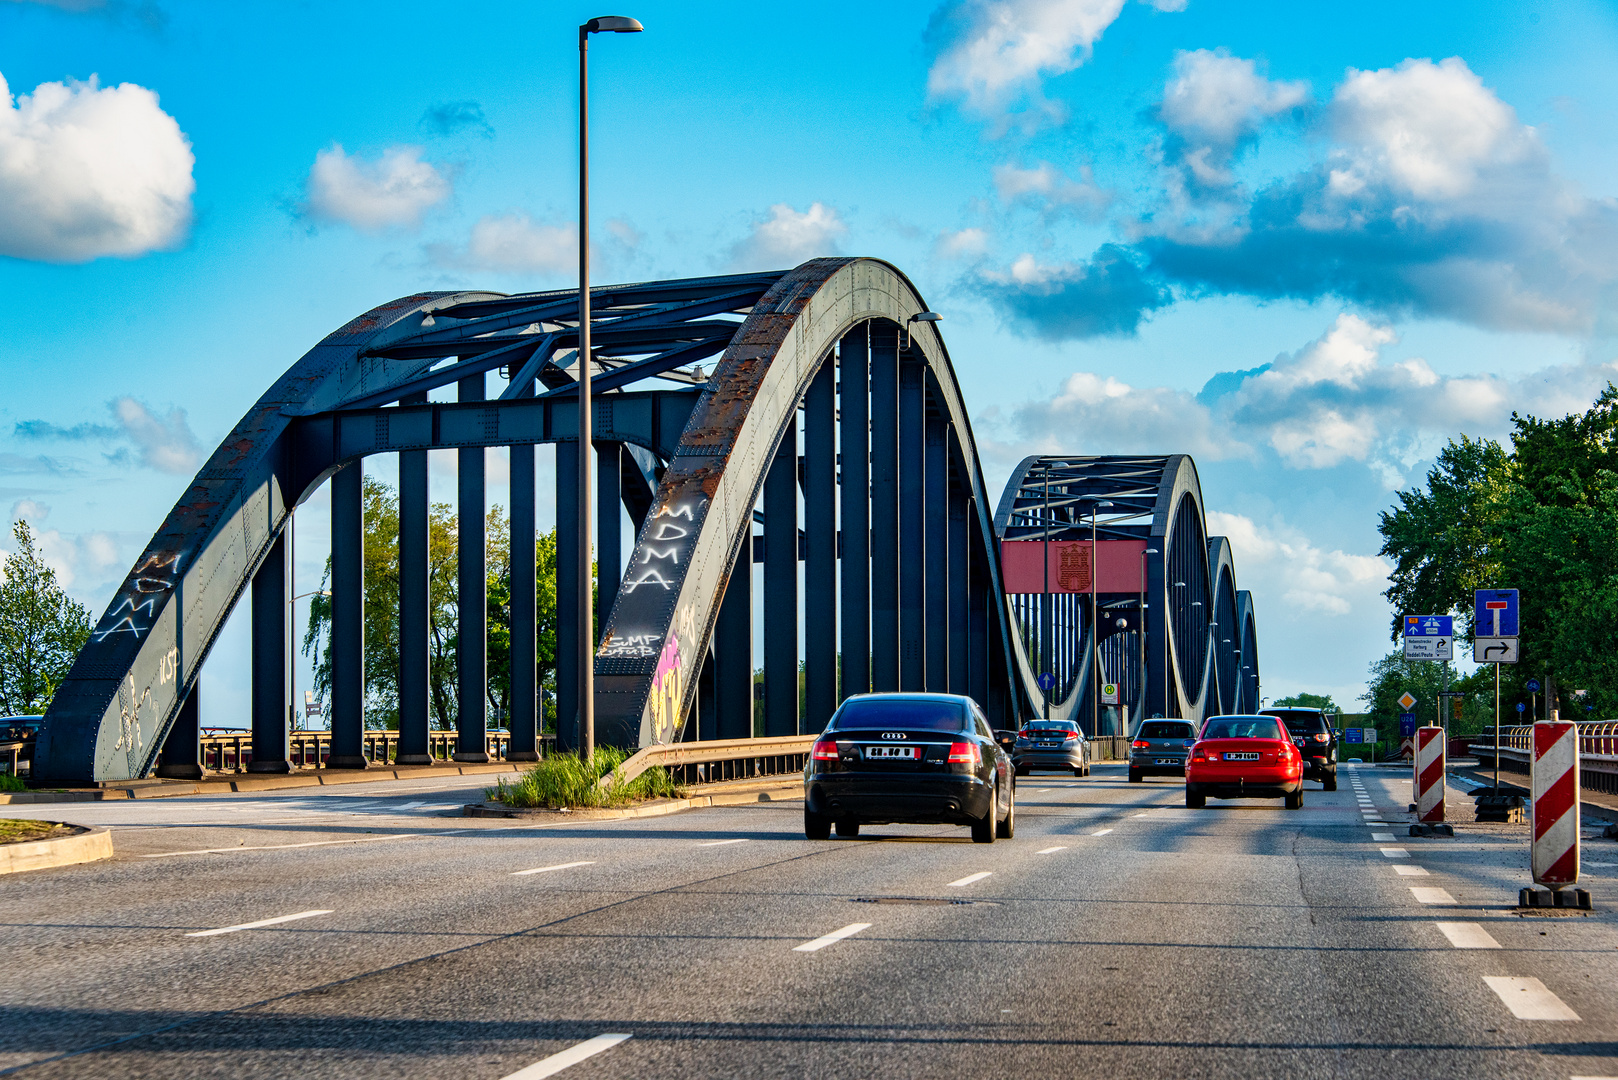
[994,729,1017,749]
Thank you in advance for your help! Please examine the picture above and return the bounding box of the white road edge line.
[1436,922,1501,949]
[947,871,993,887]
[186,909,333,937]
[695,838,751,847]
[1482,976,1580,1021]
[793,923,872,953]
[1091,828,1114,836]
[499,1034,634,1079]
[513,861,597,876]
[1036,846,1068,854]
[1410,887,1457,905]
[143,834,420,857]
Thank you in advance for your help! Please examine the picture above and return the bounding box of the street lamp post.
[577,14,643,763]
[1090,499,1112,739]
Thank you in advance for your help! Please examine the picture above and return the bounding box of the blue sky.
[3,0,1617,721]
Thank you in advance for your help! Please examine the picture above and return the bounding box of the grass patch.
[0,819,71,845]
[0,773,26,792]
[489,746,684,810]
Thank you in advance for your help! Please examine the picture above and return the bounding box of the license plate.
[1154,758,1180,765]
[1038,742,1059,748]
[864,745,918,760]
[1292,737,1305,745]
[1224,752,1260,761]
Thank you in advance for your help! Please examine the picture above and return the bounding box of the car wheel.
[1323,770,1338,792]
[1285,788,1304,810]
[1128,768,1142,783]
[972,784,998,844]
[996,781,1016,839]
[1186,789,1206,809]
[835,820,860,837]
[805,809,831,840]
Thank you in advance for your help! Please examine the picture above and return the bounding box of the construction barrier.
[1531,721,1580,888]
[1415,726,1445,823]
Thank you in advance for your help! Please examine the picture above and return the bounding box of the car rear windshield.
[1027,723,1078,735]
[1140,722,1194,739]
[1201,717,1284,740]
[1262,710,1328,734]
[829,699,967,732]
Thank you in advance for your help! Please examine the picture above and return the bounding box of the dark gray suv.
[1128,719,1196,782]
[1260,708,1338,790]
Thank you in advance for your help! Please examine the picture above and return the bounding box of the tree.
[1272,692,1338,712]
[0,521,90,714]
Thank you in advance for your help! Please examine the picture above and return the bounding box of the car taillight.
[947,741,981,765]
[1018,728,1034,737]
[811,739,839,761]
[1131,740,1150,749]
[1312,733,1330,743]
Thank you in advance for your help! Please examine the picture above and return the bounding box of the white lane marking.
[186,909,333,937]
[1380,847,1410,858]
[1363,821,1387,826]
[695,838,751,847]
[1372,832,1396,841]
[1436,922,1501,949]
[1410,887,1457,905]
[500,1034,634,1079]
[1036,846,1068,854]
[793,923,872,953]
[947,872,993,887]
[1393,865,1430,876]
[1091,828,1114,836]
[143,834,420,857]
[395,801,426,810]
[1482,976,1581,1021]
[1130,813,1151,818]
[512,861,596,876]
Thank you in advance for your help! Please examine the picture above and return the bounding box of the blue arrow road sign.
[1404,614,1454,637]
[1399,713,1416,736]
[1516,702,1526,713]
[1038,672,1056,691]
[1474,589,1518,637]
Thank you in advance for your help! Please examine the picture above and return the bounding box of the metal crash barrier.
[1469,721,1618,795]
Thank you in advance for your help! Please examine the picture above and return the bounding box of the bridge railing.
[198,730,553,773]
[613,735,817,789]
[1468,722,1618,794]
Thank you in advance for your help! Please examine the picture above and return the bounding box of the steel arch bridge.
[33,258,1260,785]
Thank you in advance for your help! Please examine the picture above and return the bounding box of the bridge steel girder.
[1208,537,1240,717]
[1236,590,1261,713]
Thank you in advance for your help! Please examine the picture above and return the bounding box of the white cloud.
[1007,371,1238,461]
[1208,510,1388,617]
[994,161,1111,220]
[0,71,194,262]
[302,144,451,233]
[1160,49,1308,149]
[935,227,990,260]
[429,212,576,275]
[724,202,846,273]
[110,396,200,475]
[927,0,1130,130]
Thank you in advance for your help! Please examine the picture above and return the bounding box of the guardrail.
[613,734,818,788]
[1468,722,1618,795]
[199,730,552,773]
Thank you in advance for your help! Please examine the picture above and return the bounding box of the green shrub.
[0,773,25,792]
[489,747,684,809]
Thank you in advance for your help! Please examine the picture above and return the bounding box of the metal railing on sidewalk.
[1468,721,1618,794]
[199,730,553,773]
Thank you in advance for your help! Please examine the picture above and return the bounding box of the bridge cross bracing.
[32,258,1258,784]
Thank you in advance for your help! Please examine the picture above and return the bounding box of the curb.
[0,762,524,804]
[464,784,802,821]
[0,825,113,876]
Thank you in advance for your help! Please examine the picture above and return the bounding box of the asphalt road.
[2,763,1616,1079]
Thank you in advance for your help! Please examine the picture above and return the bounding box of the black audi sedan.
[804,693,1015,843]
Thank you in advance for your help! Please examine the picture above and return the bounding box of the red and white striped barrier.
[1531,721,1580,888]
[1415,726,1445,822]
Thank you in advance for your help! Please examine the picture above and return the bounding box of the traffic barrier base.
[1519,887,1592,910]
[1409,822,1455,837]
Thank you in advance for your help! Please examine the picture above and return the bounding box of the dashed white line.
[695,838,751,847]
[395,801,426,810]
[1091,828,1114,836]
[1380,847,1410,858]
[947,871,993,887]
[1482,976,1580,1021]
[1393,865,1430,876]
[143,834,420,857]
[499,1034,634,1079]
[1436,922,1501,949]
[1410,887,1458,905]
[186,909,333,937]
[1372,832,1396,841]
[793,923,872,953]
[1036,846,1068,855]
[512,861,596,876]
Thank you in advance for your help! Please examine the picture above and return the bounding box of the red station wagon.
[1185,714,1305,809]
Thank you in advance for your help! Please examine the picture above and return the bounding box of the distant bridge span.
[35,258,1259,784]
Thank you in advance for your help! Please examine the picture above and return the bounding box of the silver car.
[1128,719,1197,782]
[1013,720,1091,777]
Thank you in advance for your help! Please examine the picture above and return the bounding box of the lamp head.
[585,15,644,33]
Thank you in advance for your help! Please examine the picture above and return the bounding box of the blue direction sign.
[1474,589,1518,637]
[1344,728,1364,744]
[1399,713,1417,736]
[1037,672,1056,691]
[1404,615,1453,637]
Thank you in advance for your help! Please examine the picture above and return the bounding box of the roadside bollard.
[1409,727,1453,837]
[1522,719,1591,909]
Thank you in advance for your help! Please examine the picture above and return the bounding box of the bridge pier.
[397,395,433,765]
[870,323,899,692]
[156,684,203,780]
[713,532,753,738]
[555,440,581,752]
[838,326,870,701]
[804,359,837,731]
[454,373,490,763]
[947,446,969,698]
[248,530,291,773]
[328,462,368,769]
[898,352,925,692]
[763,413,798,737]
[508,437,540,762]
[925,409,948,693]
